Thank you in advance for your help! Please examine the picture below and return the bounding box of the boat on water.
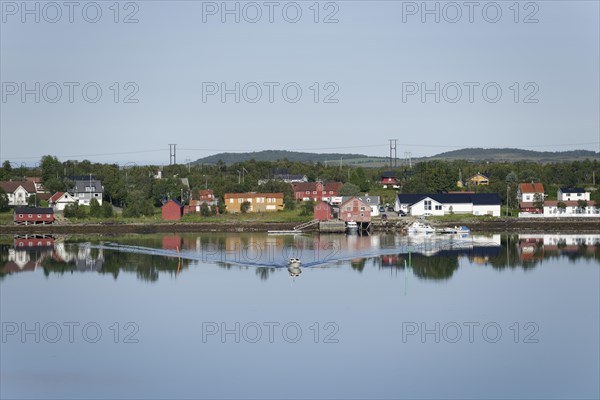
[346,221,358,233]
[287,257,302,277]
[439,226,470,234]
[407,221,435,234]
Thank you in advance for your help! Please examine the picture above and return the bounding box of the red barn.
[314,201,333,221]
[14,207,54,225]
[162,199,183,221]
[292,181,343,202]
[339,197,371,223]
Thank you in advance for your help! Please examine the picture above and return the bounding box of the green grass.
[181,208,310,223]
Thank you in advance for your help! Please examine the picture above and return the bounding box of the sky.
[1,0,599,166]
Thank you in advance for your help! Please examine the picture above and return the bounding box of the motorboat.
[407,221,435,234]
[287,257,302,277]
[346,221,358,233]
[439,226,470,234]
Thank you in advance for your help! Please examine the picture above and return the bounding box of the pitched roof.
[163,199,183,207]
[71,179,103,193]
[559,187,585,194]
[291,182,343,192]
[224,193,284,199]
[381,171,398,178]
[341,196,380,205]
[340,196,370,208]
[0,180,36,193]
[49,192,65,203]
[518,183,544,193]
[14,207,54,214]
[396,193,502,206]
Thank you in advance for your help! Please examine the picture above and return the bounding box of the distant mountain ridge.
[193,148,599,165]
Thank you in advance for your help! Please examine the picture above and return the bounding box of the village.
[1,164,598,232]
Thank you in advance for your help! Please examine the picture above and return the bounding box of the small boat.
[287,258,302,277]
[407,221,435,234]
[346,221,358,233]
[439,226,470,234]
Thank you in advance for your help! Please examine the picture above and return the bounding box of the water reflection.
[1,233,598,282]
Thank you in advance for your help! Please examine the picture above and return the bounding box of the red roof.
[519,183,545,193]
[291,182,343,192]
[0,180,36,193]
[49,192,65,203]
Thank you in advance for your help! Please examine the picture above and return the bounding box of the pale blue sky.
[1,1,599,165]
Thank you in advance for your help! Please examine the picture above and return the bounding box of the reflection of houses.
[292,182,343,202]
[395,193,501,216]
[53,242,104,271]
[14,207,54,225]
[224,193,284,213]
[2,235,55,274]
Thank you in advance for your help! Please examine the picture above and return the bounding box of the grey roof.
[14,207,54,214]
[71,179,103,193]
[396,193,501,206]
[341,196,380,205]
[560,187,585,193]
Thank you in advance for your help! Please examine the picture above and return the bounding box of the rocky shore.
[1,218,599,235]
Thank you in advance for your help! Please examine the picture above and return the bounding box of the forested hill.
[193,150,375,164]
[426,148,598,162]
[193,148,598,165]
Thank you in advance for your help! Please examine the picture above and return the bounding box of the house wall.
[409,198,444,216]
[557,191,591,201]
[339,199,371,222]
[225,195,284,213]
[14,212,54,224]
[162,202,183,220]
[543,205,600,216]
[7,187,30,206]
[473,204,501,216]
[314,203,333,221]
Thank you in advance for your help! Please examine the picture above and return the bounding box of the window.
[424,200,432,211]
[18,214,23,218]
[329,191,333,194]
[95,193,100,197]
[229,199,233,203]
[346,207,351,211]
[313,191,317,194]
[435,205,442,210]
[360,207,365,211]
[238,198,242,203]
[360,213,364,217]
[37,214,41,218]
[47,214,51,218]
[28,214,33,218]
[306,191,310,194]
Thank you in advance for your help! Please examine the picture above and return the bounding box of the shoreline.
[0,218,599,234]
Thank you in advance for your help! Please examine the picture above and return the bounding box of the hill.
[426,148,598,162]
[193,148,599,166]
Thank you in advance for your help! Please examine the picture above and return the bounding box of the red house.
[380,171,399,188]
[14,207,54,225]
[339,197,371,223]
[292,181,343,202]
[162,199,183,221]
[314,201,333,221]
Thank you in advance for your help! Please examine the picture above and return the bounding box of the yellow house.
[224,193,284,213]
[468,173,489,186]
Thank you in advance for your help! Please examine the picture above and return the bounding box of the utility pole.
[169,144,177,165]
[404,151,412,168]
[389,139,398,167]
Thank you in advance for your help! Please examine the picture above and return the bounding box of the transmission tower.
[169,144,177,165]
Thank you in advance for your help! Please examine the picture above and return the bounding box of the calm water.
[1,232,599,399]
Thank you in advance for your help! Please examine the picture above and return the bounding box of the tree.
[533,193,544,210]
[299,200,315,216]
[339,182,360,196]
[89,198,102,218]
[40,155,63,183]
[64,203,85,218]
[240,201,251,213]
[200,202,210,216]
[557,201,567,214]
[123,190,155,217]
[577,199,588,214]
[0,187,9,211]
[27,194,39,207]
[101,201,113,218]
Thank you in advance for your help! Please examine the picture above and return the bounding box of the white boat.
[287,258,302,277]
[407,221,435,234]
[439,226,470,234]
[346,221,358,233]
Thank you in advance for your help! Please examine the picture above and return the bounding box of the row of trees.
[1,156,599,215]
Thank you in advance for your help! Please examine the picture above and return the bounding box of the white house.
[68,176,104,206]
[557,188,591,202]
[48,192,78,211]
[0,181,37,206]
[395,193,502,217]
[543,201,599,217]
